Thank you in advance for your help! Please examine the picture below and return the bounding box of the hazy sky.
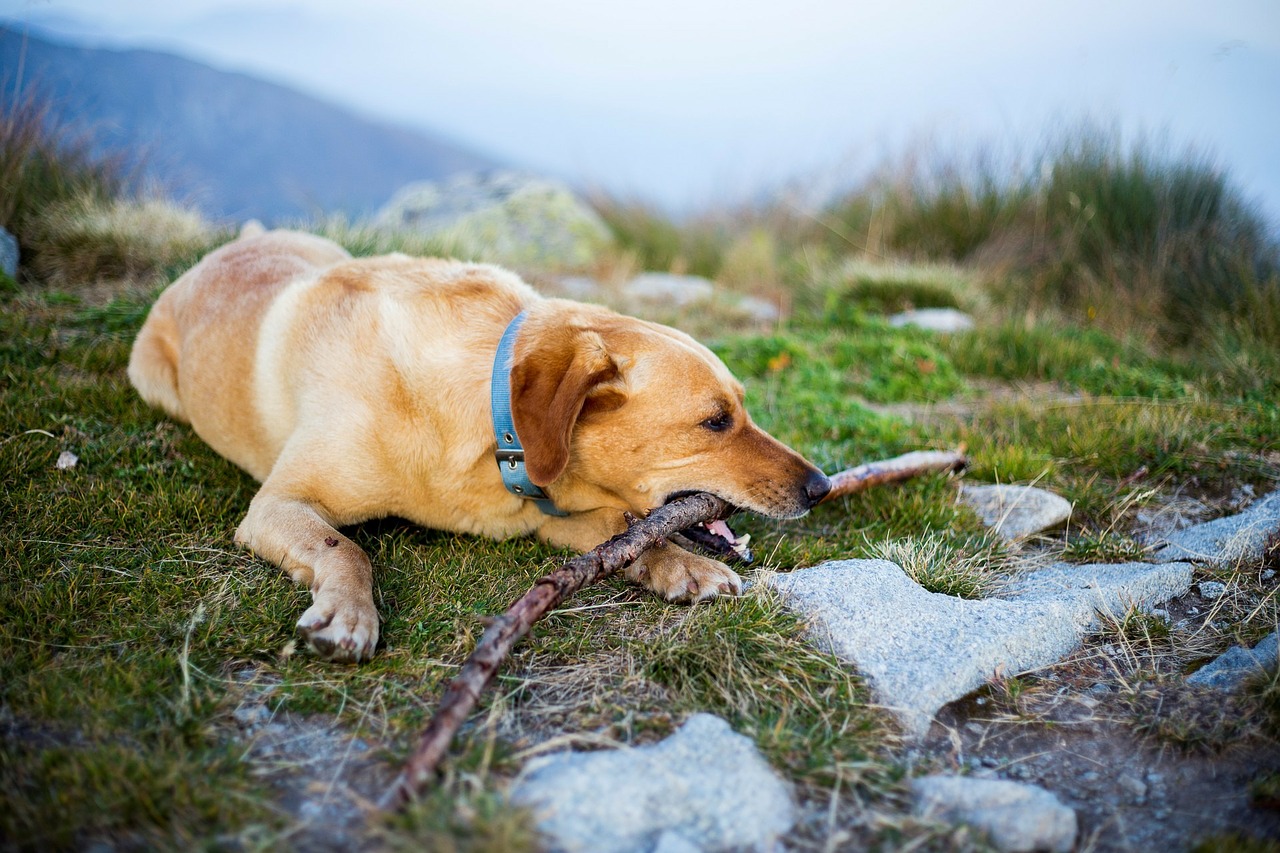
[3,0,1279,219]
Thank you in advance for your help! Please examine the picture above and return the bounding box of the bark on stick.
[379,492,731,810]
[379,449,965,810]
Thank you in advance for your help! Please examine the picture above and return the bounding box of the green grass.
[3,117,1280,848]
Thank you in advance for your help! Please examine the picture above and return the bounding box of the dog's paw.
[296,584,380,662]
[627,544,743,603]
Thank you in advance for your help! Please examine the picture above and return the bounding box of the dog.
[127,228,831,661]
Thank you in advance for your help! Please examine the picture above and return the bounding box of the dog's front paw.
[626,544,742,603]
[296,584,380,662]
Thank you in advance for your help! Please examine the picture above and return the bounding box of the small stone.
[1087,682,1113,696]
[55,451,79,470]
[1187,631,1280,691]
[1262,569,1276,583]
[912,775,1077,853]
[232,703,270,728]
[623,272,715,306]
[960,484,1073,540]
[1198,580,1226,600]
[1080,771,1100,784]
[887,307,975,333]
[1118,774,1148,799]
[0,226,17,279]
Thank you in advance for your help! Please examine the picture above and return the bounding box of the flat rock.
[623,272,715,306]
[766,559,1192,737]
[960,483,1073,539]
[1187,631,1279,690]
[911,775,1077,853]
[508,713,794,853]
[1000,561,1194,624]
[1151,489,1280,566]
[887,307,975,333]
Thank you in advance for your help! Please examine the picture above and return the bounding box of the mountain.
[0,23,498,223]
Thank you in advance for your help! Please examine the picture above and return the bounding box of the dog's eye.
[701,411,733,432]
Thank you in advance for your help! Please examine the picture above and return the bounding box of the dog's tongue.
[681,517,753,564]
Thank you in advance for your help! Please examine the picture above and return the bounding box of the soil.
[929,690,1280,851]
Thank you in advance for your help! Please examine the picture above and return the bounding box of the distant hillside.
[0,23,497,223]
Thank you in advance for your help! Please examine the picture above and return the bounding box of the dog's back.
[128,229,353,478]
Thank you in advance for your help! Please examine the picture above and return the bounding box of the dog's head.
[509,301,830,524]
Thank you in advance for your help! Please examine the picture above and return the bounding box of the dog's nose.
[803,470,832,508]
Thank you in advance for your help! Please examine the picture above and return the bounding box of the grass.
[2,116,1279,848]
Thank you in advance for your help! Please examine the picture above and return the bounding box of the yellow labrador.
[128,229,829,661]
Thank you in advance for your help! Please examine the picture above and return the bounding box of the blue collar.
[491,311,567,516]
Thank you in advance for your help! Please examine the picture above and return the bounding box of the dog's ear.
[510,326,618,487]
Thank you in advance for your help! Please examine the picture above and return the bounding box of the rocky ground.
[216,483,1280,853]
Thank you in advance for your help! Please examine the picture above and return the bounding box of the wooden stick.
[378,449,965,810]
[820,449,967,504]
[378,492,731,810]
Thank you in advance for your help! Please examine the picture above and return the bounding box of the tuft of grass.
[380,758,540,853]
[638,587,894,790]
[1191,833,1280,853]
[308,214,474,260]
[588,195,726,279]
[21,194,222,287]
[864,533,1004,599]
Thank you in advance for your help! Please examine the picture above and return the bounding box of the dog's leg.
[538,511,742,603]
[234,489,379,662]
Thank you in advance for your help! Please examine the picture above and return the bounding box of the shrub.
[824,128,1280,354]
[23,194,217,286]
[0,87,125,246]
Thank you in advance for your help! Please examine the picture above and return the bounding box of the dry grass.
[22,194,221,286]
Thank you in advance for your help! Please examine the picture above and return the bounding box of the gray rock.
[1198,580,1227,600]
[1187,631,1279,690]
[1000,561,1194,625]
[509,713,794,853]
[887,307,975,333]
[375,170,612,269]
[1152,489,1280,566]
[911,775,1077,853]
[555,275,602,300]
[734,294,781,323]
[766,559,1192,737]
[624,272,716,306]
[0,227,16,279]
[960,484,1073,540]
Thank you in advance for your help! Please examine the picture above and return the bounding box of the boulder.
[375,171,612,269]
[911,775,1077,853]
[960,484,1073,540]
[508,713,794,853]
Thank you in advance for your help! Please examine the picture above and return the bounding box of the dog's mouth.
[661,491,753,565]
